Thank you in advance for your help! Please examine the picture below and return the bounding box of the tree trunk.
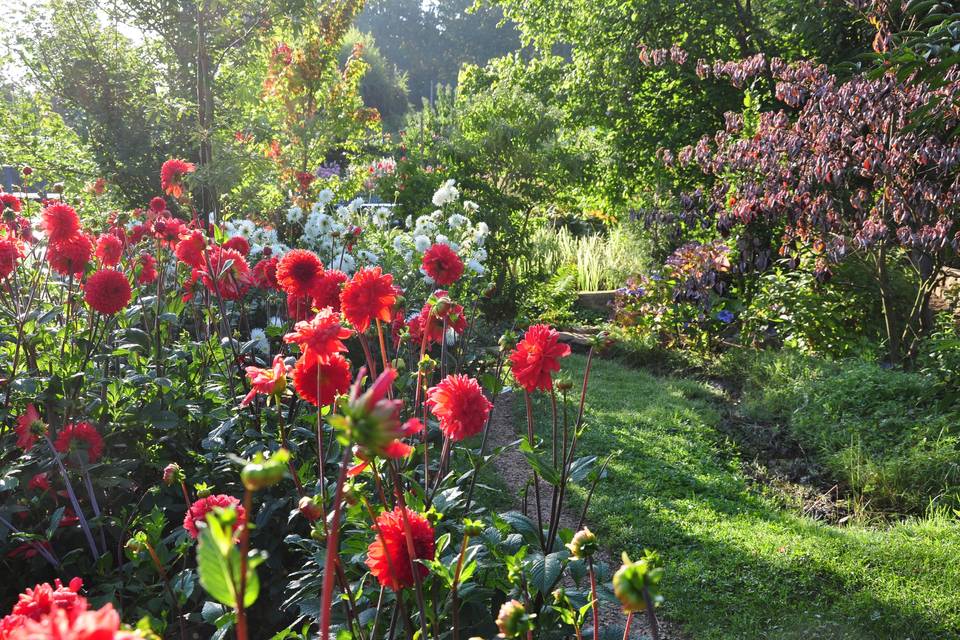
[876,246,902,364]
[196,0,217,222]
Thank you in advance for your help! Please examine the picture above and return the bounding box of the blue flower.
[716,310,735,324]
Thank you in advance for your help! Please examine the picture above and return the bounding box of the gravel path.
[485,390,685,640]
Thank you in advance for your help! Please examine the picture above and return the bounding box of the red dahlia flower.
[40,203,80,243]
[291,352,352,407]
[365,506,435,591]
[84,269,131,315]
[153,217,187,246]
[15,404,44,452]
[283,308,352,365]
[509,324,571,393]
[223,235,250,256]
[410,290,467,346]
[94,234,124,267]
[3,602,142,640]
[174,230,207,269]
[182,494,246,539]
[28,473,50,492]
[48,233,92,277]
[426,374,492,441]
[0,578,85,637]
[0,192,22,213]
[135,253,157,285]
[241,355,288,407]
[54,422,104,463]
[6,216,33,243]
[160,158,195,198]
[276,249,324,298]
[193,245,250,301]
[148,196,167,214]
[313,268,348,311]
[340,267,396,332]
[421,243,464,286]
[0,238,23,279]
[295,171,315,192]
[252,256,279,290]
[128,223,150,245]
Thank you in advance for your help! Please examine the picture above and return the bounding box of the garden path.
[485,390,685,640]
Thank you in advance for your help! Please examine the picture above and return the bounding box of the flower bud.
[566,527,598,559]
[418,355,437,374]
[555,377,574,392]
[298,495,323,522]
[342,482,360,507]
[124,534,148,556]
[424,506,442,525]
[162,463,183,486]
[241,449,290,491]
[195,483,211,498]
[22,166,33,176]
[431,297,451,317]
[496,599,535,638]
[310,523,327,542]
[463,518,483,537]
[612,550,665,613]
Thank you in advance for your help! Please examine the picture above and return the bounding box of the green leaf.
[519,439,561,486]
[46,506,66,539]
[500,511,540,545]
[528,550,566,594]
[196,513,260,609]
[0,473,19,493]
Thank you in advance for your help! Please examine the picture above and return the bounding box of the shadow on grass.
[521,354,960,640]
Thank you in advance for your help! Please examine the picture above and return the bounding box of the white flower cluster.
[431,179,459,208]
[222,219,289,258]
[226,178,490,290]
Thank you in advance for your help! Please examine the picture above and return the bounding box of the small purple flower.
[316,163,341,179]
[716,310,735,324]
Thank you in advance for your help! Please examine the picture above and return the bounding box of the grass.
[518,353,960,639]
[717,349,960,515]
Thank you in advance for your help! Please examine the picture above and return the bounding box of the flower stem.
[643,587,660,640]
[450,533,471,640]
[319,446,352,640]
[523,392,546,551]
[46,436,99,561]
[375,318,391,376]
[236,489,253,640]
[622,611,634,640]
[390,463,431,640]
[588,557,600,640]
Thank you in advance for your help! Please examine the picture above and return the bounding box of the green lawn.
[520,354,960,639]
